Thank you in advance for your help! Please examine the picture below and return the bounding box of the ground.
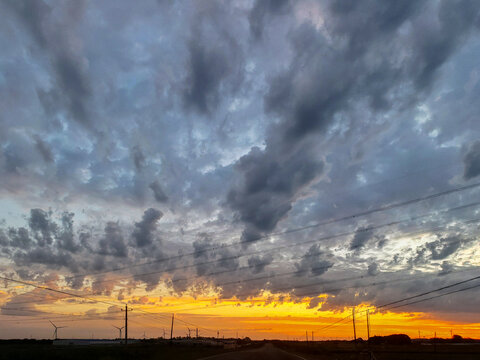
[1,341,480,360]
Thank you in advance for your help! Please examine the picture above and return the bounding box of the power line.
[80,217,479,312]
[2,208,479,337]
[0,276,119,308]
[64,202,480,292]
[4,215,477,320]
[0,275,216,336]
[65,182,480,281]
[318,274,480,332]
[386,283,480,310]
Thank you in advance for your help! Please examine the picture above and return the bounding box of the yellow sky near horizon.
[2,289,480,340]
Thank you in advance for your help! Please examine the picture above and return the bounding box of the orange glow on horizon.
[2,289,480,340]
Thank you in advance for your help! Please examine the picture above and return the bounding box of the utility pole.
[418,330,421,339]
[122,305,132,345]
[311,331,314,342]
[306,330,308,343]
[163,328,166,339]
[170,314,175,340]
[366,309,370,340]
[196,328,199,338]
[352,307,357,343]
[217,330,219,339]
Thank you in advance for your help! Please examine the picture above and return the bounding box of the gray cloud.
[132,208,163,248]
[149,180,168,203]
[228,146,324,245]
[182,5,244,115]
[295,244,333,277]
[427,237,463,260]
[463,140,480,180]
[247,254,274,274]
[350,228,373,251]
[367,262,379,276]
[98,222,128,258]
[183,40,229,114]
[226,0,480,254]
[7,0,92,127]
[248,0,291,40]
[34,136,54,163]
[28,209,56,247]
[132,146,146,172]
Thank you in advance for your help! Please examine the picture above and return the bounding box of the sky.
[1,0,480,340]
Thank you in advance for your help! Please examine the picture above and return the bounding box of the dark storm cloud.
[3,0,51,48]
[216,247,239,271]
[6,0,92,127]
[132,208,163,248]
[53,53,91,124]
[295,244,333,277]
[57,211,79,253]
[377,236,387,249]
[7,227,32,249]
[34,136,54,163]
[427,237,463,260]
[227,146,324,245]
[409,0,480,90]
[182,5,245,115]
[350,228,373,251]
[183,40,229,114]
[248,0,291,40]
[13,247,78,272]
[28,209,56,247]
[149,180,168,203]
[228,0,480,248]
[98,222,128,257]
[189,233,240,279]
[439,261,454,275]
[410,236,465,265]
[132,146,146,172]
[247,254,274,274]
[463,140,480,180]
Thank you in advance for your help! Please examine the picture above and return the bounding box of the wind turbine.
[113,325,124,339]
[49,320,66,340]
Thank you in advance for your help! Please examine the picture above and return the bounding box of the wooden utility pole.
[306,330,308,342]
[352,307,357,343]
[121,305,132,345]
[170,314,175,340]
[196,328,199,338]
[366,309,370,340]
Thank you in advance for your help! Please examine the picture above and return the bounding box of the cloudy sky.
[1,0,480,340]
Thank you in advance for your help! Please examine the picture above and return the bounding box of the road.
[197,343,311,360]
